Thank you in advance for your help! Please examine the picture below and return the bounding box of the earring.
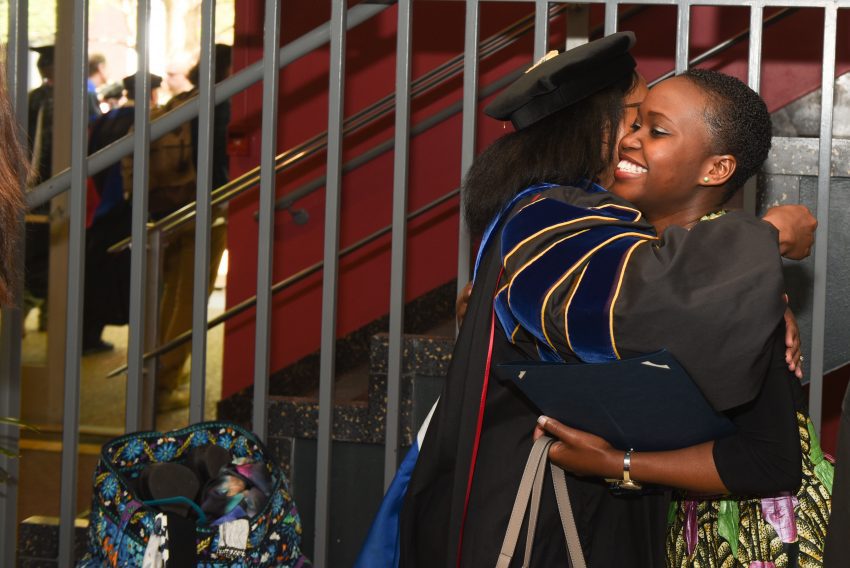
[703,176,710,183]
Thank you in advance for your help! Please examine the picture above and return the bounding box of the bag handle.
[143,496,208,525]
[551,463,587,568]
[496,436,552,568]
[496,436,588,568]
[522,438,550,567]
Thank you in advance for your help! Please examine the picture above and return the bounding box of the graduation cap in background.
[100,82,124,101]
[122,72,163,100]
[484,31,637,130]
[29,45,54,69]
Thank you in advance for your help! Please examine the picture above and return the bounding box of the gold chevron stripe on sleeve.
[537,232,655,353]
[608,239,652,359]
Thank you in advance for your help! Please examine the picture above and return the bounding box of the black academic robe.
[399,184,785,567]
[25,84,54,300]
[81,108,136,343]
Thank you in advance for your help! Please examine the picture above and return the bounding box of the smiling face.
[620,76,649,149]
[597,74,649,188]
[610,76,734,226]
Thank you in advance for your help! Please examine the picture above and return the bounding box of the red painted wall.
[223,3,850,398]
[224,1,542,396]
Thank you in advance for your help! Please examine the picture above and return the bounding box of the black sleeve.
[501,191,786,413]
[614,211,786,412]
[712,329,802,495]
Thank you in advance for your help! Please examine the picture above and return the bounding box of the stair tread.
[301,362,369,401]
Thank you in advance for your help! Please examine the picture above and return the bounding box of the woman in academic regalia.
[400,34,819,567]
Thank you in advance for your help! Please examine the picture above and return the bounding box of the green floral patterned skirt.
[667,412,833,568]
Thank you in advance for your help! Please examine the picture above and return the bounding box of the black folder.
[495,350,736,452]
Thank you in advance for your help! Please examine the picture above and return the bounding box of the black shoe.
[82,339,114,356]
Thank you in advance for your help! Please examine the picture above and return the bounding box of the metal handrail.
[107,3,574,254]
[649,7,797,86]
[106,187,460,377]
[103,4,592,376]
[137,4,798,244]
[107,5,796,375]
[25,2,391,210]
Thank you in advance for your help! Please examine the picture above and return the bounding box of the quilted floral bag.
[78,421,308,567]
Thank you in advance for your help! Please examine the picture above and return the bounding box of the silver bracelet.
[618,449,642,490]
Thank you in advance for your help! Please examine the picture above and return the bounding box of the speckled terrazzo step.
[17,516,88,566]
[262,333,455,448]
[368,332,454,378]
[266,332,456,565]
[217,281,456,426]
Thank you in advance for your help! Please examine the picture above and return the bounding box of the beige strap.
[550,464,587,568]
[522,439,550,567]
[496,436,552,568]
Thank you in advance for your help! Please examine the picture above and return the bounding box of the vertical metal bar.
[0,2,28,564]
[25,3,389,212]
[747,4,763,93]
[315,0,347,563]
[253,0,282,441]
[534,0,549,61]
[809,4,837,434]
[385,0,412,490]
[0,306,23,565]
[58,0,89,563]
[604,0,619,36]
[189,0,216,423]
[126,0,152,432]
[456,0,478,309]
[567,4,590,51]
[4,7,27,206]
[144,230,162,428]
[675,0,691,74]
[742,3,764,215]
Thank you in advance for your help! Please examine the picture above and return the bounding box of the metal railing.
[99,3,802,382]
[0,1,846,566]
[106,2,579,255]
[102,3,591,379]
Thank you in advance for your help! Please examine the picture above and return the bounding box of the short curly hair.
[681,69,772,200]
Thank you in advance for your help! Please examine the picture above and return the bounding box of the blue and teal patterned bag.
[78,421,308,567]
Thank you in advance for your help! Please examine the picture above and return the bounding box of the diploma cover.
[495,350,736,451]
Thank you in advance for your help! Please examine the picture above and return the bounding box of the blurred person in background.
[81,73,162,355]
[156,45,231,410]
[87,53,107,120]
[24,45,54,331]
[164,52,195,99]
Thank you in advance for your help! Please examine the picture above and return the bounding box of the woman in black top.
[400,35,819,567]
[534,70,831,566]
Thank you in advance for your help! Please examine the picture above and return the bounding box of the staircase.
[263,330,453,566]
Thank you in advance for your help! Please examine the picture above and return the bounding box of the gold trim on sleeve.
[608,239,652,359]
[537,232,654,353]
